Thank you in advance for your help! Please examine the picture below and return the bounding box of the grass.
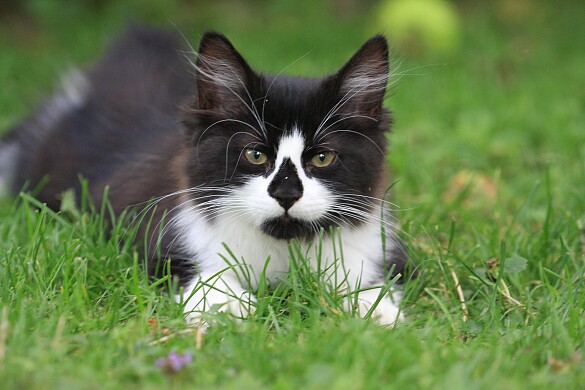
[1,0,584,388]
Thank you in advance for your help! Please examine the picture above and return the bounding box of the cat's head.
[182,32,392,240]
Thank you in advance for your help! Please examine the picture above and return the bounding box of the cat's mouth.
[260,215,315,240]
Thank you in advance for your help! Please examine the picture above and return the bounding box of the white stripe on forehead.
[275,129,305,169]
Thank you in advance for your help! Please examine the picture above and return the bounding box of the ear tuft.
[195,32,252,112]
[335,35,390,116]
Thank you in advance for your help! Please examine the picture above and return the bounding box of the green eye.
[310,151,335,168]
[244,149,268,165]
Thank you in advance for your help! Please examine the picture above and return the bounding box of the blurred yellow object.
[376,0,461,56]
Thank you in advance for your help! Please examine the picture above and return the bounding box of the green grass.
[1,0,584,388]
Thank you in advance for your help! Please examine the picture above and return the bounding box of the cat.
[0,25,409,325]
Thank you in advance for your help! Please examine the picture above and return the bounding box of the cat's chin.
[260,215,315,241]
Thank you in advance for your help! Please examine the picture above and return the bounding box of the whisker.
[314,73,388,141]
[223,135,261,182]
[319,129,386,156]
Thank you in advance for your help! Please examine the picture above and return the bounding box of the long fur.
[0,26,410,325]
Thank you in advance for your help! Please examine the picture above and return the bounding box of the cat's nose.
[271,185,302,211]
[267,158,303,211]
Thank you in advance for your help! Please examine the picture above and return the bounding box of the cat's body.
[0,26,409,325]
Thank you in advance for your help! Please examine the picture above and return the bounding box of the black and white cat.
[0,26,409,325]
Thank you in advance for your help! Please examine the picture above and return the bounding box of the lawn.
[1,0,584,389]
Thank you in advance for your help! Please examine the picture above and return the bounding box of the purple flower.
[156,351,193,373]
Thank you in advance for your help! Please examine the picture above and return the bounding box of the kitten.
[0,26,409,325]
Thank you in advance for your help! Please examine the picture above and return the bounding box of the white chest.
[176,209,386,289]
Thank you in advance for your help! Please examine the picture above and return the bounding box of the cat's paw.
[347,288,403,326]
[365,298,403,326]
[219,291,257,319]
[179,277,257,325]
[184,290,257,325]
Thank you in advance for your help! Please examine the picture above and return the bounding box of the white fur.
[347,287,403,324]
[342,72,388,96]
[193,56,246,94]
[0,142,19,197]
[0,69,89,198]
[175,129,402,325]
[40,69,89,131]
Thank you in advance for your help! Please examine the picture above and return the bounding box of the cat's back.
[89,25,193,118]
[2,26,193,207]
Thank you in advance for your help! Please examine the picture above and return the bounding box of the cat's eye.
[310,151,336,168]
[244,149,268,165]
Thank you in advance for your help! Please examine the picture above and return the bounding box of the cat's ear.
[334,35,389,116]
[195,32,253,113]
